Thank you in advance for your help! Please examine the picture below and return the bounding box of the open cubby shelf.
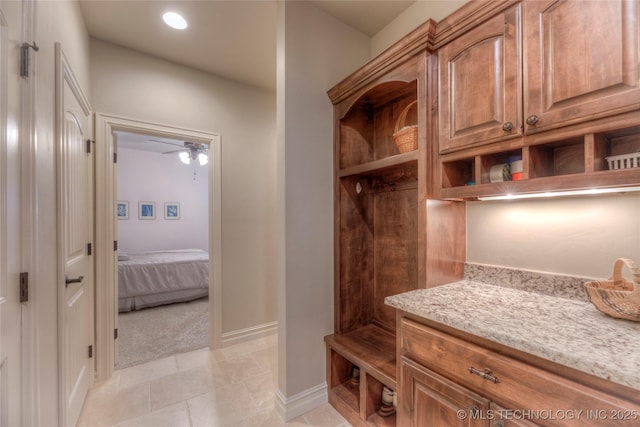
[339,80,418,171]
[338,151,419,178]
[325,324,397,427]
[439,125,640,199]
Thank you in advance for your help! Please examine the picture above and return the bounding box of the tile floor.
[78,334,351,427]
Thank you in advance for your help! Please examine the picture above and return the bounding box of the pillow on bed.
[117,250,130,261]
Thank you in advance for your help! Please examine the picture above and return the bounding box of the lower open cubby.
[325,324,397,426]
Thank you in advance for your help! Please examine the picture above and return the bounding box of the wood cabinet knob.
[526,115,539,126]
[502,122,514,132]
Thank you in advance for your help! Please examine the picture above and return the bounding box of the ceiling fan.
[154,140,209,165]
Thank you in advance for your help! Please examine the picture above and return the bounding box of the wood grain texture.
[438,3,523,153]
[523,0,640,134]
[338,176,373,333]
[328,21,435,106]
[400,357,490,427]
[400,317,640,427]
[372,186,418,331]
[339,84,417,169]
[425,200,466,288]
[325,324,397,390]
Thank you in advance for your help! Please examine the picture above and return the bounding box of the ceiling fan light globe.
[179,151,191,164]
[198,153,208,166]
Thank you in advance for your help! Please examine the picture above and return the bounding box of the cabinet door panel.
[401,357,489,427]
[439,4,522,153]
[524,0,640,133]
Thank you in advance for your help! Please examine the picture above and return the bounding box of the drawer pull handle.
[468,367,500,383]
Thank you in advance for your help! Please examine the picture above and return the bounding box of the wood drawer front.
[400,318,638,426]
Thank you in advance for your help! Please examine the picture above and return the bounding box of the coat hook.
[20,42,40,78]
[22,41,39,52]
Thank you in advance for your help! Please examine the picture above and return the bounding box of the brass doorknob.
[526,115,539,126]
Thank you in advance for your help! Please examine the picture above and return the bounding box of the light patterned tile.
[81,334,353,427]
[86,370,121,400]
[77,383,150,427]
[150,365,215,411]
[187,382,259,427]
[244,371,275,411]
[251,346,278,373]
[175,347,216,372]
[118,356,178,390]
[300,403,351,426]
[113,402,190,427]
[215,353,264,384]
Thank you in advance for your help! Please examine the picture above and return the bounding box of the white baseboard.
[220,321,277,347]
[274,383,328,421]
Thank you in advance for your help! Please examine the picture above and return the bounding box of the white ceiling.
[78,0,415,92]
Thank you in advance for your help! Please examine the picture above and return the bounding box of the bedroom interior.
[115,131,210,368]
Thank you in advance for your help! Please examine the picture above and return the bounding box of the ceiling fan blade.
[161,149,188,154]
[149,139,185,148]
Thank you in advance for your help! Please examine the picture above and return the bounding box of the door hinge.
[113,240,118,251]
[20,42,39,78]
[20,272,29,302]
[114,328,118,340]
[87,242,92,256]
[113,152,118,164]
[88,345,93,358]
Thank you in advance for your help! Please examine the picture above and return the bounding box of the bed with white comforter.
[118,249,209,312]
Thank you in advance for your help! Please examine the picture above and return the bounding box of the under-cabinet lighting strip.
[477,186,640,201]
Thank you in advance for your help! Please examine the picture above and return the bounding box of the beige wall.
[467,195,640,278]
[32,0,92,423]
[277,0,369,407]
[371,0,467,56]
[89,39,278,335]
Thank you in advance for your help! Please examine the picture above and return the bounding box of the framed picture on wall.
[117,201,129,220]
[165,202,180,220]
[138,201,156,220]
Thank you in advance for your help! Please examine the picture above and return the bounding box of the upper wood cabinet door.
[524,0,640,134]
[438,4,522,153]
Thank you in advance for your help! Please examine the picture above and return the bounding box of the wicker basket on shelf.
[393,100,418,153]
[583,258,640,321]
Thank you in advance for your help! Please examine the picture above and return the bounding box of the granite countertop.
[385,280,640,390]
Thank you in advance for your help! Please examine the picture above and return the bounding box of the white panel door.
[56,44,94,427]
[0,2,23,426]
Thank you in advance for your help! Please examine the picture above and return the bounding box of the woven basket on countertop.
[393,100,418,153]
[584,258,640,321]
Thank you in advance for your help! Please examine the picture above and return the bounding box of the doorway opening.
[114,131,210,369]
[94,114,222,381]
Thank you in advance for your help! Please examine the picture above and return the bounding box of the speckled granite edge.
[464,262,596,302]
[385,282,640,391]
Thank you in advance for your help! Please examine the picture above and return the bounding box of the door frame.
[94,113,222,381]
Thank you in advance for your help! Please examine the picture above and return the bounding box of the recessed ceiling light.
[163,12,187,30]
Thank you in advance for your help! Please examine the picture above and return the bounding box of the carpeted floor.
[115,297,209,369]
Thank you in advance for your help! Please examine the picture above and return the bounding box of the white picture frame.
[138,201,156,220]
[117,201,129,220]
[164,202,180,220]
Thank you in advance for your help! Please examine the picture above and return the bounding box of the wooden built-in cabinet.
[326,19,465,427]
[435,0,640,199]
[327,0,640,425]
[398,315,640,427]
